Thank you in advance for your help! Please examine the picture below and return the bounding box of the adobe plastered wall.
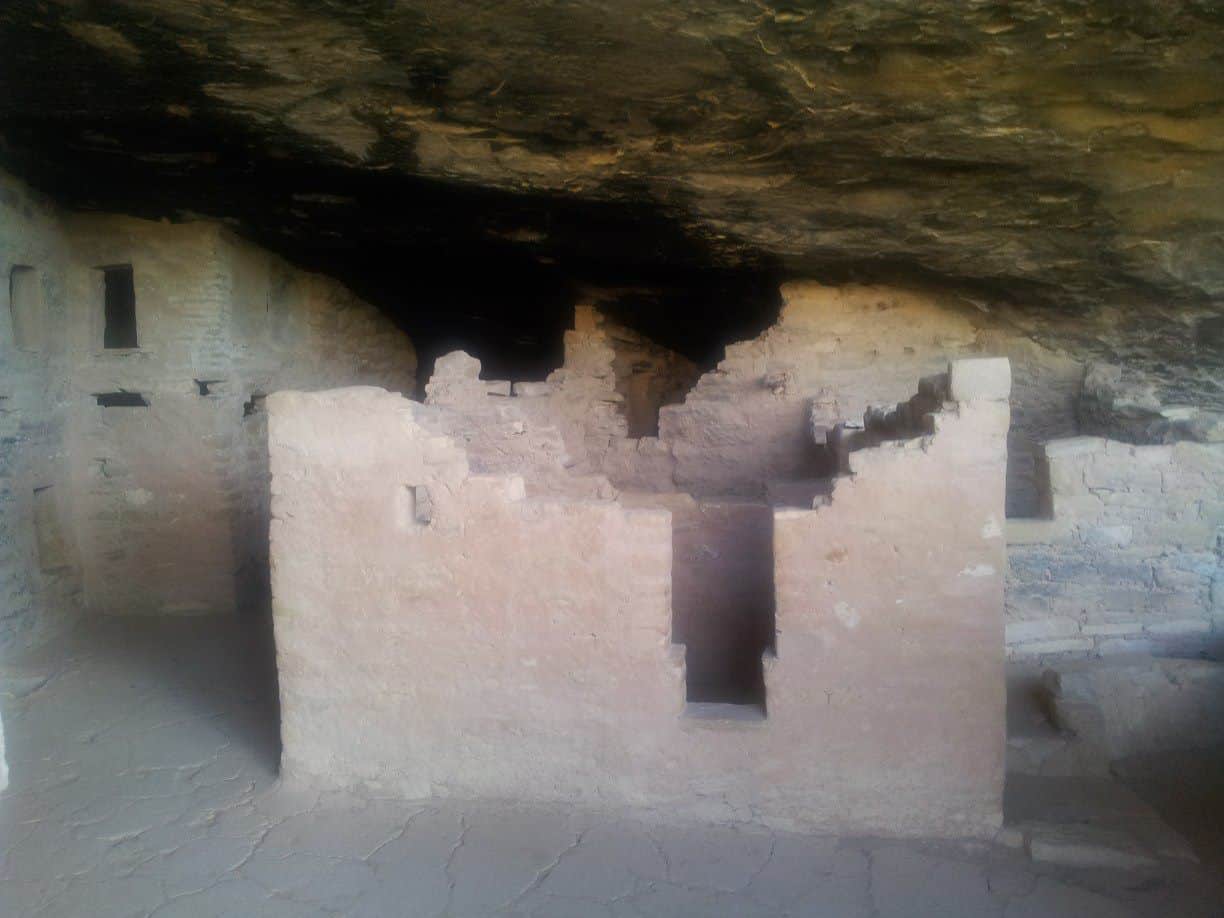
[0,174,83,655]
[267,361,1007,837]
[64,214,416,617]
[1006,437,1224,659]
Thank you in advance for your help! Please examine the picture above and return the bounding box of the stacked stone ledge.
[1005,435,1224,659]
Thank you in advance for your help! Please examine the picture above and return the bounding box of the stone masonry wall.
[1006,437,1224,659]
[65,214,416,617]
[513,304,698,477]
[426,305,697,494]
[2,167,416,650]
[0,174,82,655]
[268,361,1008,837]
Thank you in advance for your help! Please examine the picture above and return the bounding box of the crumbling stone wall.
[653,282,1081,517]
[1,168,416,649]
[416,290,1220,664]
[513,304,698,475]
[422,351,604,499]
[268,360,1008,837]
[426,304,697,493]
[1006,437,1224,659]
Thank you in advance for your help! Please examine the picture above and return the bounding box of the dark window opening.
[95,391,148,407]
[1197,315,1224,352]
[102,264,138,349]
[671,502,775,716]
[195,379,223,396]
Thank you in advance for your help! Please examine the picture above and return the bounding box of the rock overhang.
[2,0,1223,401]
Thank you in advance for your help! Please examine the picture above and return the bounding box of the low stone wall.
[1006,437,1224,659]
[268,359,1008,837]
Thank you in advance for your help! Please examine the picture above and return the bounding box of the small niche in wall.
[33,485,69,571]
[195,379,223,396]
[8,265,43,351]
[397,485,433,529]
[1197,315,1224,352]
[101,264,138,349]
[95,391,149,407]
[242,393,266,417]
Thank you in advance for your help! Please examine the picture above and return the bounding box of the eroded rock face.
[2,1,1223,404]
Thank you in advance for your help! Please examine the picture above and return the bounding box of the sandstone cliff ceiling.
[2,1,1223,391]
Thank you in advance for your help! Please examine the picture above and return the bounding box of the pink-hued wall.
[267,359,1008,837]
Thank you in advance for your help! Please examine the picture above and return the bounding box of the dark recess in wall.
[95,391,148,407]
[102,264,138,349]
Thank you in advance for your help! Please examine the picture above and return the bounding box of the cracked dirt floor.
[2,617,1222,917]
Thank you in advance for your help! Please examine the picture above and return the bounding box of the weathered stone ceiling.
[2,0,1223,396]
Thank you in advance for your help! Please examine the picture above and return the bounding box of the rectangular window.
[8,265,42,350]
[102,264,137,349]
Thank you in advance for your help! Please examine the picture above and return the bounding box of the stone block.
[1043,556,1100,582]
[1043,656,1224,757]
[1144,619,1211,636]
[1043,437,1108,460]
[1096,637,1155,656]
[1080,524,1133,548]
[1083,460,1161,493]
[1011,638,1093,656]
[1054,493,1104,521]
[1150,590,1207,619]
[948,357,1011,402]
[1005,518,1072,545]
[432,350,482,379]
[511,381,555,398]
[1005,618,1080,644]
[1152,563,1208,592]
[1025,824,1157,870]
[1081,622,1142,637]
[1005,550,1056,580]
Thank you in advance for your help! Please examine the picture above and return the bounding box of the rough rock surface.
[2,1,1224,404]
